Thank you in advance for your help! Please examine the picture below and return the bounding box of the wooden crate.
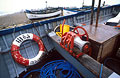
[82,24,120,62]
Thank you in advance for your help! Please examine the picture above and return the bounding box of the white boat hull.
[63,9,78,16]
[26,10,62,19]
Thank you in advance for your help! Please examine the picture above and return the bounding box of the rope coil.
[23,60,82,78]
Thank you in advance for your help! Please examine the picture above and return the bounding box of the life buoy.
[11,33,44,66]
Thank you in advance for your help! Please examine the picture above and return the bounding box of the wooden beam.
[90,0,95,25]
[95,0,101,27]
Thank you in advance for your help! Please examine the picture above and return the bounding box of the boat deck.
[0,4,120,78]
[48,31,114,78]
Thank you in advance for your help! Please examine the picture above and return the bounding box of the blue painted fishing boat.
[0,4,120,78]
[25,8,62,20]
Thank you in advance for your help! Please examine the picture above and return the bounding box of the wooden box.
[82,24,120,61]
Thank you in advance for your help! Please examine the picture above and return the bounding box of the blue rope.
[23,60,82,78]
[99,64,103,78]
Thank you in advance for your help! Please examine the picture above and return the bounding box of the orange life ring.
[11,33,44,66]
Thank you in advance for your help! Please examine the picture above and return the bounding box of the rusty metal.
[95,0,101,27]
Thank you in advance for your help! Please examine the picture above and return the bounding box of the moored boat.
[25,8,62,20]
[62,9,79,16]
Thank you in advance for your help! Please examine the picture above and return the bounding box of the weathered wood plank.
[78,54,113,78]
[83,24,120,44]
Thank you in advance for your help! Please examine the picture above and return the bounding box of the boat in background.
[25,8,62,20]
[62,9,79,16]
[105,12,120,26]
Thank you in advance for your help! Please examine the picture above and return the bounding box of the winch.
[55,19,91,58]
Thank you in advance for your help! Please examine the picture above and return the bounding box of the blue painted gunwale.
[0,4,119,36]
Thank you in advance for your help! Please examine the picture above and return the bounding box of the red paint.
[73,26,89,41]
[81,23,86,26]
[76,53,84,58]
[60,31,77,57]
[83,45,89,52]
[60,26,91,58]
[33,34,44,51]
[11,44,29,66]
[11,34,45,66]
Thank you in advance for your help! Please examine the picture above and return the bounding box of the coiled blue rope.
[23,60,82,78]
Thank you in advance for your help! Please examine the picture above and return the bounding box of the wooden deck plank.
[78,54,113,78]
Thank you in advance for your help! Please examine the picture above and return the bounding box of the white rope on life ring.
[11,33,44,66]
